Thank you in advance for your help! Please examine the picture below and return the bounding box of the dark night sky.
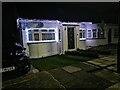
[15,2,119,23]
[2,2,119,49]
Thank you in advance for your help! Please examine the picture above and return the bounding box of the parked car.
[2,43,31,80]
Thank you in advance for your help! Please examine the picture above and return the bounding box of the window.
[114,29,118,38]
[88,30,91,38]
[33,29,40,41]
[34,33,39,41]
[27,28,56,42]
[93,29,97,38]
[41,29,47,32]
[79,29,85,39]
[28,30,32,41]
[83,30,85,38]
[34,29,39,32]
[41,29,55,40]
[59,29,61,40]
[49,29,55,32]
[98,29,104,38]
[80,30,82,38]
[42,33,55,40]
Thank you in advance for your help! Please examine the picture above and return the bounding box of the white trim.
[27,40,56,43]
[79,38,86,40]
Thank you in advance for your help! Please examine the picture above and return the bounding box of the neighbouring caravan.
[17,18,118,59]
[104,24,118,44]
[79,22,118,49]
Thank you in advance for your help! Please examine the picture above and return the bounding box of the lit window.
[41,29,55,40]
[79,29,86,39]
[27,28,56,42]
[93,29,97,38]
[42,33,55,40]
[88,30,91,38]
[114,29,118,38]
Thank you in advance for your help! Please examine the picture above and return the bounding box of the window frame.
[26,28,56,43]
[87,29,92,38]
[92,29,97,38]
[79,29,86,40]
[114,28,118,38]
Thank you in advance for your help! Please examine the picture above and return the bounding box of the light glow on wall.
[62,22,79,25]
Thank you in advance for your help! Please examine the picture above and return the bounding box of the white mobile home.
[17,18,118,59]
[17,18,63,58]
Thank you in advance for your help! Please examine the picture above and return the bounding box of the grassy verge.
[30,55,91,71]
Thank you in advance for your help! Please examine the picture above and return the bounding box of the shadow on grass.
[30,55,92,71]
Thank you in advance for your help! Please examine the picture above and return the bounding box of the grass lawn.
[30,55,91,71]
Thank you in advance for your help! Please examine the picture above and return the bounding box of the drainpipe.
[117,10,120,73]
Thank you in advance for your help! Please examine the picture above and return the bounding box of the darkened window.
[98,29,104,38]
[93,29,97,38]
[34,33,39,41]
[49,29,55,32]
[34,29,39,32]
[88,30,91,38]
[80,30,82,38]
[59,29,61,40]
[41,29,47,32]
[83,30,85,38]
[114,29,118,38]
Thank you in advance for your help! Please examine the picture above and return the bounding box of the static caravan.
[17,18,118,59]
[85,23,107,48]
[80,22,118,48]
[17,18,63,59]
[104,24,118,44]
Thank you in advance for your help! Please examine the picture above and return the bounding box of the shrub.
[65,50,99,58]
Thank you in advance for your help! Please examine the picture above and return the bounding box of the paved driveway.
[2,55,120,89]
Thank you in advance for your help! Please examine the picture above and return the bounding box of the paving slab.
[48,68,77,85]
[48,67,113,89]
[72,62,99,72]
[105,82,120,90]
[87,60,102,65]
[62,65,82,73]
[107,66,117,72]
[2,71,65,89]
[66,70,113,89]
[87,58,116,68]
[94,69,120,83]
[100,57,116,61]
